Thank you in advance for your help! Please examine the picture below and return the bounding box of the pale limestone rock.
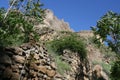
[92,65,108,80]
[38,66,47,74]
[46,69,56,77]
[29,63,38,71]
[14,47,23,55]
[50,62,57,70]
[34,60,40,65]
[23,77,27,80]
[29,70,37,77]
[34,53,40,60]
[43,74,47,78]
[46,65,52,70]
[18,64,23,69]
[34,9,73,32]
[13,55,25,63]
[21,69,26,74]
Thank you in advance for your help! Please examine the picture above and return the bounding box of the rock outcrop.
[34,9,73,32]
[76,30,94,38]
[61,49,91,80]
[92,65,108,80]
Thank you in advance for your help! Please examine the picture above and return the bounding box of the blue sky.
[0,0,120,31]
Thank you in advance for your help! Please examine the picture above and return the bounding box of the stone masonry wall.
[0,42,56,80]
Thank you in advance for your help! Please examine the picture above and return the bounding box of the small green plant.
[55,56,71,75]
[46,43,71,75]
[50,34,87,60]
[110,56,120,80]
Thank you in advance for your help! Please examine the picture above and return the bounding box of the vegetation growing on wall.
[46,43,71,75]
[49,33,87,60]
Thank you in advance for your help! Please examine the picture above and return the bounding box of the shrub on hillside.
[110,56,120,80]
[50,34,87,60]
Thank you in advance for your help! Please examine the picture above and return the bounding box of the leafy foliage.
[49,34,87,60]
[55,56,71,75]
[9,0,45,24]
[110,57,120,80]
[91,11,120,54]
[0,0,44,47]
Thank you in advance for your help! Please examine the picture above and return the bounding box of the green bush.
[0,6,43,46]
[0,10,32,46]
[110,56,120,80]
[46,34,87,74]
[50,34,87,60]
[0,0,45,47]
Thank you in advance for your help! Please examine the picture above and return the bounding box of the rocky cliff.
[0,9,115,80]
[34,9,73,32]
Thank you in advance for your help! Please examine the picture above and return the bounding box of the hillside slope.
[0,9,116,80]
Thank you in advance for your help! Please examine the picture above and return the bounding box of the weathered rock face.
[92,65,108,80]
[34,9,73,32]
[77,30,110,80]
[61,49,91,80]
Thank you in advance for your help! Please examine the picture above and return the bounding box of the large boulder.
[92,65,108,80]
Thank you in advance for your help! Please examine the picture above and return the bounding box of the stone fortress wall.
[76,30,94,38]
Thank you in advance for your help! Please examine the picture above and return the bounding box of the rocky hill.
[0,9,116,80]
